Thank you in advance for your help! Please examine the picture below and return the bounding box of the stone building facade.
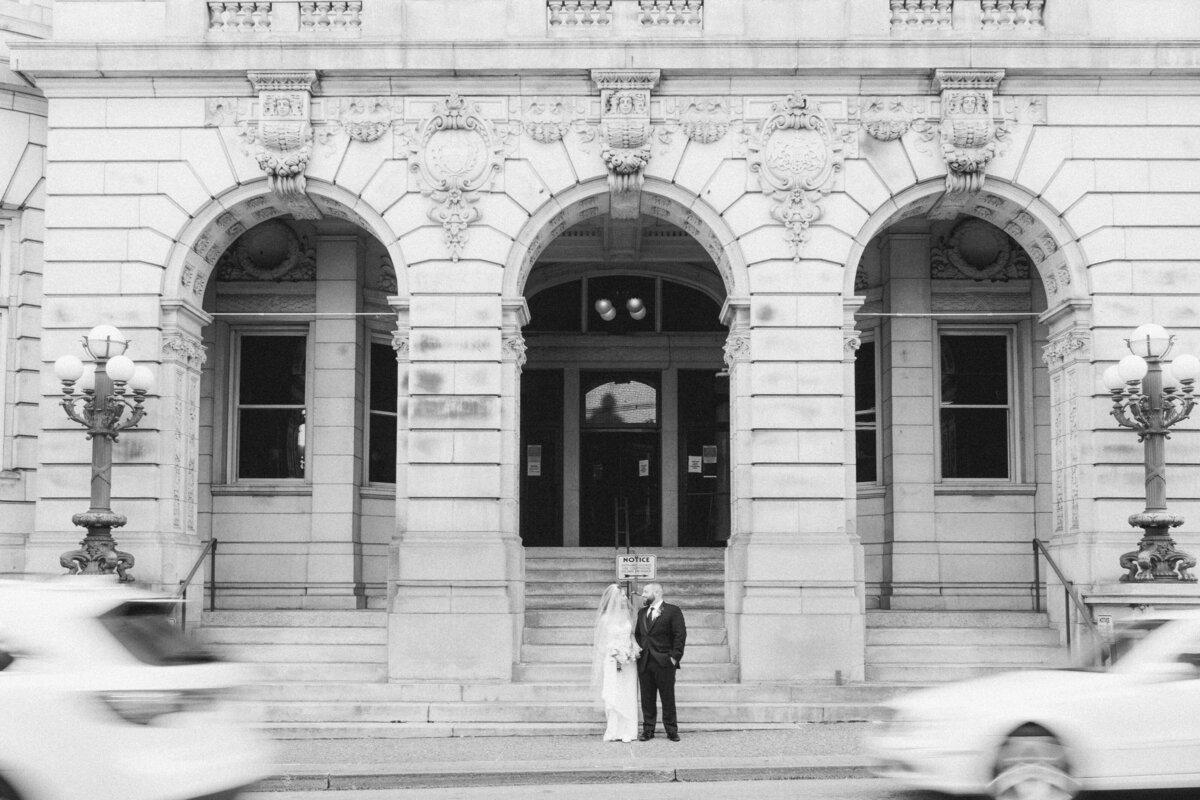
[3,0,1200,682]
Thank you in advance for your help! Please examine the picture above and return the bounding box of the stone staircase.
[866,610,1069,682]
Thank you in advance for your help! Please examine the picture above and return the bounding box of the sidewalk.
[258,724,876,791]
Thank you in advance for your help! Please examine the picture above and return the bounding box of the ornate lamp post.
[1102,324,1200,582]
[52,325,155,582]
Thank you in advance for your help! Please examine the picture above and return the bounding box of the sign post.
[617,554,656,598]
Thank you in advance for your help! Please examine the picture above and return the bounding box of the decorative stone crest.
[334,97,394,143]
[931,218,1030,281]
[747,93,844,261]
[406,95,504,262]
[592,69,660,219]
[247,71,322,218]
[215,220,317,281]
[859,97,915,142]
[933,69,1005,194]
[522,97,583,144]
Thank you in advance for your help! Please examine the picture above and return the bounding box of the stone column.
[879,233,937,609]
[386,292,523,682]
[306,234,364,607]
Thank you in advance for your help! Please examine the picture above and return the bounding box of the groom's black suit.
[635,601,686,737]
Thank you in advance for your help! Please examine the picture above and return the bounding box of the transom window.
[938,331,1011,480]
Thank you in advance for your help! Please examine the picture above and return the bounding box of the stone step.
[526,581,723,596]
[525,609,727,627]
[866,610,1050,628]
[197,626,387,646]
[259,720,862,740]
[201,610,387,627]
[216,643,388,663]
[866,626,1061,647]
[525,595,724,610]
[526,568,725,582]
[248,681,903,704]
[249,662,389,682]
[519,643,731,663]
[866,663,1055,683]
[514,662,739,682]
[866,643,1067,666]
[257,700,878,725]
[523,626,727,645]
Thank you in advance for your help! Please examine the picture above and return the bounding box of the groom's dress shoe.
[667,733,680,742]
[638,733,654,741]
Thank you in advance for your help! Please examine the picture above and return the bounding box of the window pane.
[661,282,724,332]
[587,275,655,334]
[583,378,658,426]
[856,430,877,484]
[238,409,305,478]
[855,340,876,417]
[940,335,1007,405]
[941,408,1008,479]
[368,412,396,484]
[526,280,582,332]
[370,342,397,413]
[239,336,306,405]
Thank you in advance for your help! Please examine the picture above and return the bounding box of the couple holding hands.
[590,582,687,743]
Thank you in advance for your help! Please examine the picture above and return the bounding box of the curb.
[255,763,876,791]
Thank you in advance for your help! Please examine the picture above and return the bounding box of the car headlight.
[98,689,220,725]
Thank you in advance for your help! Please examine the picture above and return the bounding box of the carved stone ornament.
[930,218,1030,281]
[592,69,661,219]
[844,333,863,359]
[1041,329,1090,367]
[723,333,750,368]
[161,331,208,369]
[503,333,528,371]
[522,97,583,144]
[216,220,317,281]
[334,97,394,143]
[673,97,731,144]
[247,71,322,218]
[392,331,410,362]
[407,95,504,262]
[747,93,844,261]
[859,97,914,142]
[933,69,1005,195]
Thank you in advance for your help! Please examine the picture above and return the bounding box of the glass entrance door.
[579,431,661,547]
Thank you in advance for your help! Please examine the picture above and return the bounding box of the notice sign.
[617,554,657,580]
[526,445,542,477]
[638,459,650,477]
[1095,613,1114,642]
[688,455,702,473]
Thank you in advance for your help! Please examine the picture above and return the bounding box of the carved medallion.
[215,220,317,281]
[748,93,843,261]
[930,219,1030,282]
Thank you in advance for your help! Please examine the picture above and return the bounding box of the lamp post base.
[61,510,135,583]
[1120,513,1196,582]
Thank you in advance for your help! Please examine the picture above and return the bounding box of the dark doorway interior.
[579,431,661,548]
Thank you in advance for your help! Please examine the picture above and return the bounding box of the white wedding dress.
[600,618,639,742]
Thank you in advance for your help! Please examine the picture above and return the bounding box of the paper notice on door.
[526,445,541,477]
[688,455,702,473]
[638,459,650,477]
[702,445,718,464]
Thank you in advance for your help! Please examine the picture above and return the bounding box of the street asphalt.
[259,724,876,791]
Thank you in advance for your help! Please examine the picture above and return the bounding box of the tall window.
[367,341,397,484]
[939,331,1010,480]
[234,333,307,480]
[855,338,878,484]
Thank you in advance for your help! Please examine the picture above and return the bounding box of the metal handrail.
[1032,538,1110,665]
[173,539,218,632]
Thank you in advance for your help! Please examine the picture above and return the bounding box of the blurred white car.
[866,610,1200,799]
[0,578,274,800]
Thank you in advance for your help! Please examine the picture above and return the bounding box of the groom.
[635,582,686,742]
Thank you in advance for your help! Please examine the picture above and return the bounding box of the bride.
[591,583,641,742]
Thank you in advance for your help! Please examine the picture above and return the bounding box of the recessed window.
[235,333,307,480]
[855,338,878,484]
[367,341,397,484]
[582,373,659,428]
[939,332,1010,480]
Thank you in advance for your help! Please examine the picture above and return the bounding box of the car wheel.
[988,725,1080,800]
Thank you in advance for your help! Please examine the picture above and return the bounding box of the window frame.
[854,332,881,486]
[0,216,9,474]
[228,326,313,484]
[934,325,1018,484]
[363,334,398,486]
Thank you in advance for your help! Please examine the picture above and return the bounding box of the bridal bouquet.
[609,641,641,672]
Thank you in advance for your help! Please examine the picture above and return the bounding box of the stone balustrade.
[208,1,363,34]
[547,0,703,28]
[890,0,953,30]
[981,0,1045,28]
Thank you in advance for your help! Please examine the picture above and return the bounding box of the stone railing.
[981,0,1044,28]
[890,0,1044,31]
[547,0,702,28]
[208,1,363,34]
